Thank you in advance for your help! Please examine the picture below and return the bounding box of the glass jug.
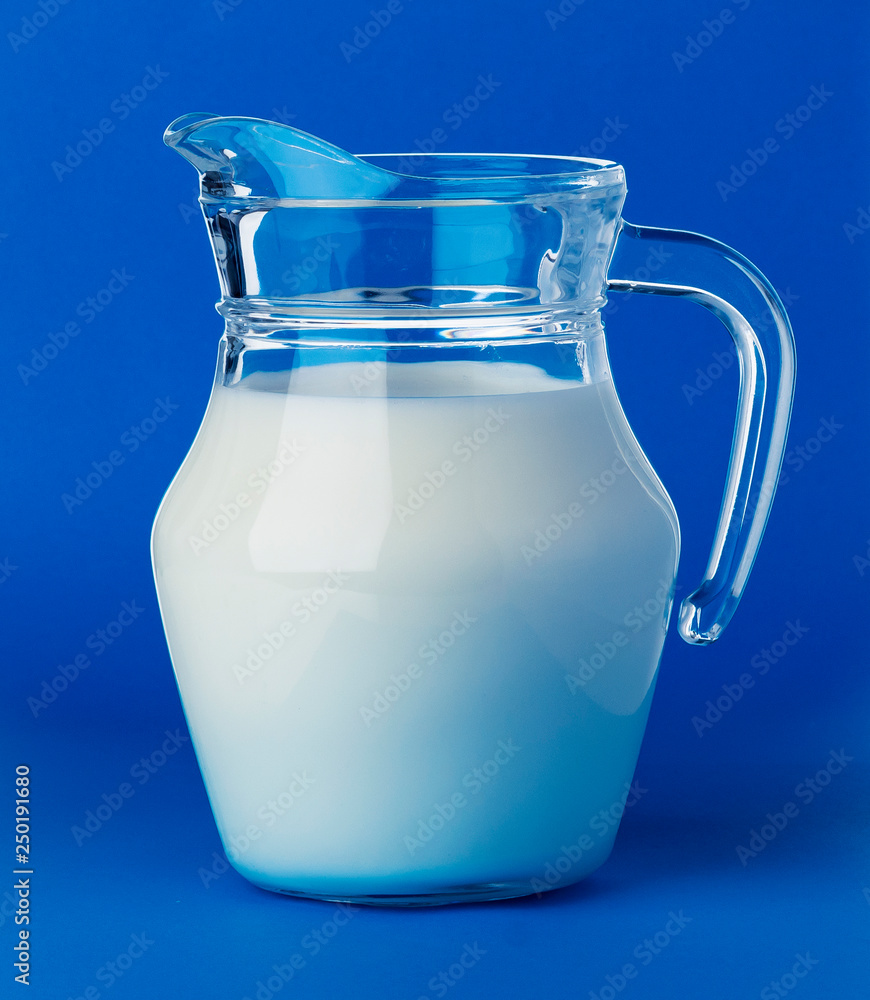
[152,114,795,906]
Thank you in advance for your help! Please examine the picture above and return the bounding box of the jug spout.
[164,113,401,201]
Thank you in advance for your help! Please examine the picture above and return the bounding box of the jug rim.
[353,153,625,202]
[356,151,622,176]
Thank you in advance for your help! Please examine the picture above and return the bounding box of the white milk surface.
[153,359,678,897]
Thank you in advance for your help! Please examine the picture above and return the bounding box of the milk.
[152,355,679,900]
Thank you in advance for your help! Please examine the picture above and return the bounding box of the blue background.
[1,0,868,997]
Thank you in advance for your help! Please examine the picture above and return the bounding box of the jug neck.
[218,320,613,394]
[165,116,627,321]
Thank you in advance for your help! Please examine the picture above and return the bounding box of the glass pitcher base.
[248,878,573,908]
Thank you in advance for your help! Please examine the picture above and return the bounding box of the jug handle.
[606,221,796,645]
